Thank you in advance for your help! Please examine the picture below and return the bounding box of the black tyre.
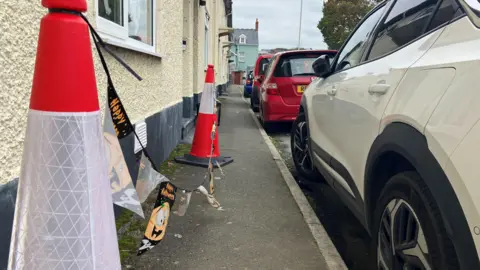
[291,113,322,181]
[372,171,460,270]
[251,87,259,112]
[243,88,250,98]
[261,118,273,133]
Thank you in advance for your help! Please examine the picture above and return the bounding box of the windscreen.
[274,52,335,77]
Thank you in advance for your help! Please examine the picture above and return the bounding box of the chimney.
[255,18,259,32]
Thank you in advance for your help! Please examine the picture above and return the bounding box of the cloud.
[233,0,328,49]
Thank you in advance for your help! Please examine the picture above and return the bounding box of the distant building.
[230,19,260,74]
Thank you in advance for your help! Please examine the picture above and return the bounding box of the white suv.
[291,0,480,269]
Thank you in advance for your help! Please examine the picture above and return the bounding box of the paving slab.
[130,87,329,270]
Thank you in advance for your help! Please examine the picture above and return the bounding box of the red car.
[259,50,337,130]
[250,54,272,112]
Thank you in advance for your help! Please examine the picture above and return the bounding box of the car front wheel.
[291,113,322,181]
[372,171,460,270]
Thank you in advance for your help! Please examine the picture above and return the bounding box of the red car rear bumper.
[262,95,300,122]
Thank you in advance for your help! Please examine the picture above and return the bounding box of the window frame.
[238,52,246,62]
[95,0,157,55]
[328,1,391,74]
[364,0,466,63]
[239,34,247,44]
[327,0,465,77]
[364,0,464,61]
[274,52,337,77]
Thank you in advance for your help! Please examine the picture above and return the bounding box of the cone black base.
[174,154,234,168]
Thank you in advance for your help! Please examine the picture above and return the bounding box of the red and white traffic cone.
[175,64,233,168]
[8,0,120,269]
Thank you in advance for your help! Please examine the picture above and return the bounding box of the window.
[335,5,387,72]
[97,0,155,53]
[368,0,439,60]
[426,0,464,31]
[238,52,245,62]
[239,34,247,44]
[264,56,276,78]
[275,53,337,77]
[247,71,254,80]
[258,58,270,75]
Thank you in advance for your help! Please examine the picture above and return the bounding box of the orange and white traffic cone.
[8,0,120,268]
[175,65,233,168]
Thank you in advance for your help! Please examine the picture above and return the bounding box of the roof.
[232,29,259,45]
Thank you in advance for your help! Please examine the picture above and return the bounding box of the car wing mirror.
[312,55,332,78]
[256,75,264,83]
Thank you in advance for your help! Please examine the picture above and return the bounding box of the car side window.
[334,5,387,72]
[259,59,270,75]
[426,0,464,31]
[367,0,439,60]
[262,56,275,82]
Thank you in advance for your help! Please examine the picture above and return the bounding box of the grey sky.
[232,0,328,50]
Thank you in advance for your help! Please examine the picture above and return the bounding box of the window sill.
[99,34,163,59]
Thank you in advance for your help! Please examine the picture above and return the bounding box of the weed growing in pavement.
[116,143,192,266]
[269,136,281,149]
[269,136,295,171]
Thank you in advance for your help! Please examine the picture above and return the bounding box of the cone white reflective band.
[199,83,216,114]
[8,110,121,270]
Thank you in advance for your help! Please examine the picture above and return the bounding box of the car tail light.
[265,83,278,95]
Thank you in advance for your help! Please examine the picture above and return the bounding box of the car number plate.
[297,85,307,93]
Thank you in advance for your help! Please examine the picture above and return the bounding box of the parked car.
[259,50,337,130]
[250,54,272,112]
[243,71,254,97]
[292,0,480,269]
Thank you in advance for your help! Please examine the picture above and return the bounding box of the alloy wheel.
[377,199,432,270]
[293,120,314,174]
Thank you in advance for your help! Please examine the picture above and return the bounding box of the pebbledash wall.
[0,0,233,266]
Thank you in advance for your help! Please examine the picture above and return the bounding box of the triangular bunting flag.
[104,92,144,218]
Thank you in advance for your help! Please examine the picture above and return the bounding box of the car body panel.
[302,0,480,266]
[260,50,337,123]
[420,16,480,257]
[275,76,316,106]
[310,26,444,199]
[447,121,480,258]
[244,71,254,96]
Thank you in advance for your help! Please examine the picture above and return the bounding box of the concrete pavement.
[129,87,340,269]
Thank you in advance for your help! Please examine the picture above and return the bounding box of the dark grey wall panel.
[145,101,183,166]
[182,96,194,119]
[0,178,18,268]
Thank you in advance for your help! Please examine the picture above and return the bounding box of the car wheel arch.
[364,122,480,270]
[299,96,308,118]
